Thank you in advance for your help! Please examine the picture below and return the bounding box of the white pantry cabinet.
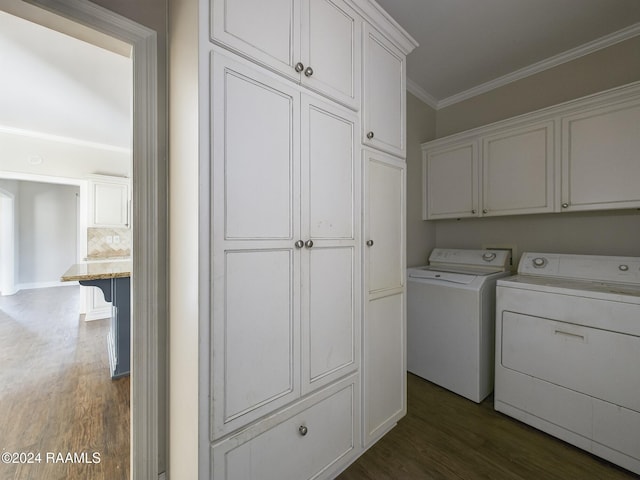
[211,0,361,109]
[88,175,130,228]
[210,52,360,439]
[362,148,406,445]
[362,24,406,158]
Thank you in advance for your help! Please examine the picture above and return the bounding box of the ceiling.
[0,10,131,150]
[375,0,640,108]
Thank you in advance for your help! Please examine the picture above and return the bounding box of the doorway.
[0,0,163,478]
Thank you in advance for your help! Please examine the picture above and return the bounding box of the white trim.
[350,0,418,55]
[15,280,73,290]
[0,125,132,154]
[436,22,640,109]
[22,1,163,479]
[406,78,438,109]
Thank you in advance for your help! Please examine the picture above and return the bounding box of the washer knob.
[482,252,496,262]
[532,257,547,268]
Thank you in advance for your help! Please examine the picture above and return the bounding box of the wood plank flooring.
[339,373,638,480]
[0,286,129,480]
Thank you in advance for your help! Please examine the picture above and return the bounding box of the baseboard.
[15,280,77,291]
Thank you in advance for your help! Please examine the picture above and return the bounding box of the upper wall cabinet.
[561,98,640,212]
[88,176,130,228]
[211,0,361,109]
[482,121,555,217]
[362,24,406,158]
[422,81,640,219]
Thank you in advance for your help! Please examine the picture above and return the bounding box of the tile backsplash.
[87,227,131,259]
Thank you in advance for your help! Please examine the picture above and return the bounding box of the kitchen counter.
[61,260,132,281]
[61,260,132,379]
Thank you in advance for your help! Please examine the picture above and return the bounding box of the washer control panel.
[518,252,640,284]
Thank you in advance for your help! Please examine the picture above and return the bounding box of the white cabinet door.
[89,178,129,227]
[211,0,300,81]
[301,0,361,109]
[482,121,555,216]
[362,149,406,446]
[211,53,302,438]
[423,140,479,219]
[211,0,361,109]
[362,25,406,157]
[301,95,360,394]
[561,100,640,212]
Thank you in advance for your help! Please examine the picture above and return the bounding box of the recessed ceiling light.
[28,155,43,165]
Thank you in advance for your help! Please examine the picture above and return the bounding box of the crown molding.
[406,78,438,109]
[416,22,640,110]
[0,125,131,153]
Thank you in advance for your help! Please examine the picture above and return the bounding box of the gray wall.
[406,92,437,266]
[436,36,640,137]
[411,35,640,266]
[14,181,78,286]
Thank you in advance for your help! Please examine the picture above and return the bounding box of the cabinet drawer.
[501,311,640,412]
[213,379,357,480]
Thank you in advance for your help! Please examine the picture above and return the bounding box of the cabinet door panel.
[211,0,300,79]
[211,53,302,438]
[223,250,298,424]
[302,0,360,108]
[363,25,405,157]
[365,152,405,293]
[90,181,129,227]
[482,122,554,216]
[364,292,405,444]
[221,64,299,240]
[562,101,640,211]
[304,247,357,391]
[302,97,357,240]
[424,142,478,219]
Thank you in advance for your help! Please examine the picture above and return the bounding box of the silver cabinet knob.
[305,240,314,248]
[294,62,304,73]
[619,264,629,272]
[366,131,374,139]
[366,240,374,247]
[562,203,569,208]
[298,425,308,436]
[295,240,304,249]
[482,209,488,214]
[471,209,476,214]
[304,66,313,77]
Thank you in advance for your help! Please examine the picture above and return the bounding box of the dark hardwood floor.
[339,373,638,480]
[0,286,129,480]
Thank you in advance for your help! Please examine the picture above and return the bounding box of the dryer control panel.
[518,252,640,284]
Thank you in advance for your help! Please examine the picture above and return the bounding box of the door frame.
[20,0,165,478]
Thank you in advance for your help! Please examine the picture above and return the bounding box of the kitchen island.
[61,260,132,379]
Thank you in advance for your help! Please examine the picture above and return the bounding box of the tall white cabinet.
[198,1,416,478]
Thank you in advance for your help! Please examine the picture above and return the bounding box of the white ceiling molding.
[434,22,640,109]
[0,124,131,154]
[406,78,438,109]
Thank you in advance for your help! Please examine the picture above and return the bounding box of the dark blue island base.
[80,277,131,379]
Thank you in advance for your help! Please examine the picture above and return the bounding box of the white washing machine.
[407,248,511,403]
[495,252,640,475]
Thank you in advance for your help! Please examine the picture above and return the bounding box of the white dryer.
[407,248,511,403]
[495,252,640,475]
